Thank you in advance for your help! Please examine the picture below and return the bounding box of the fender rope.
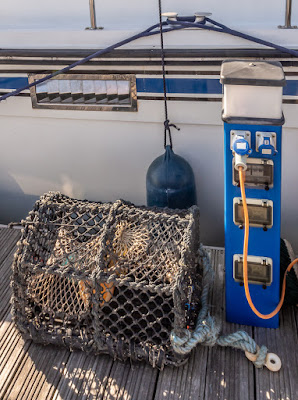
[170,245,269,369]
[158,0,180,149]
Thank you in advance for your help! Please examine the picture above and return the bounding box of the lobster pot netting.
[11,192,202,368]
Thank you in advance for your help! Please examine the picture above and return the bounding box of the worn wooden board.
[51,350,158,400]
[204,248,255,400]
[0,228,27,399]
[0,244,19,321]
[0,228,20,265]
[0,313,32,399]
[52,351,113,400]
[154,345,208,400]
[254,305,298,400]
[2,342,70,400]
[154,248,240,400]
[102,359,158,400]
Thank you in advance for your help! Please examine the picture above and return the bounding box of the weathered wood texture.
[0,229,297,400]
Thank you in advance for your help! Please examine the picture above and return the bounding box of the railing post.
[86,0,103,30]
[278,0,297,29]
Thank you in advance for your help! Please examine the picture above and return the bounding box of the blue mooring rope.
[0,16,298,103]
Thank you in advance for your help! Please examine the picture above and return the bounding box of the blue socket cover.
[258,136,276,156]
[233,137,250,155]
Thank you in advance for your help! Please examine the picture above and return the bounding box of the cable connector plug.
[232,134,251,171]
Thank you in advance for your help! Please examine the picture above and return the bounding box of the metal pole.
[285,0,293,27]
[278,0,297,29]
[86,0,103,30]
[89,0,97,29]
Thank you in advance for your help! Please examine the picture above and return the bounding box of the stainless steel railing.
[86,0,103,30]
[279,0,297,29]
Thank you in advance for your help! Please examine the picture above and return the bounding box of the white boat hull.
[0,1,297,250]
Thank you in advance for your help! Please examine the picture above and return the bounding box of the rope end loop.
[171,123,180,131]
[245,347,281,372]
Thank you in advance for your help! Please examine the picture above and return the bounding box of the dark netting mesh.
[11,192,202,368]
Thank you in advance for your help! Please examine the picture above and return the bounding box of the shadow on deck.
[0,228,297,400]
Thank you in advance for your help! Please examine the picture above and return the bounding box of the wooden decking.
[0,227,297,400]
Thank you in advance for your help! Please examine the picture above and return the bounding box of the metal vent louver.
[29,74,137,111]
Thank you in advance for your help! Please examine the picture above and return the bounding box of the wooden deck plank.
[0,314,32,399]
[153,248,216,400]
[203,248,255,400]
[254,305,298,400]
[0,228,20,265]
[154,345,208,400]
[52,351,113,400]
[102,360,158,400]
[0,245,19,321]
[119,362,158,400]
[3,343,70,400]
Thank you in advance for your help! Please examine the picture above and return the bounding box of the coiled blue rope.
[1,16,297,103]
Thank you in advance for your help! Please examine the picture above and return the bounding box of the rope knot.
[164,119,180,132]
[245,345,268,368]
[254,345,268,368]
[200,316,220,346]
[163,119,180,148]
[170,330,191,348]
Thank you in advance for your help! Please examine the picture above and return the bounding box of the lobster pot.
[11,192,202,368]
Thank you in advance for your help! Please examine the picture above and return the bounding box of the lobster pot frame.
[11,192,202,368]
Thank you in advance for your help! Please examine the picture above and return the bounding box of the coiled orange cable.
[238,166,298,319]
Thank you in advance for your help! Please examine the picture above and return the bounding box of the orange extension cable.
[238,166,298,319]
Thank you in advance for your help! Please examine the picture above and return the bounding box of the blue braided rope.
[0,22,185,103]
[167,18,298,58]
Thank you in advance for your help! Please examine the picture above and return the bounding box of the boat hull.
[0,49,297,251]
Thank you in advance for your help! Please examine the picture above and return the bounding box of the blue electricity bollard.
[220,61,286,328]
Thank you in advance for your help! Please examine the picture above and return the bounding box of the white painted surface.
[0,1,297,30]
[0,97,297,252]
[0,1,297,49]
[0,28,297,50]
